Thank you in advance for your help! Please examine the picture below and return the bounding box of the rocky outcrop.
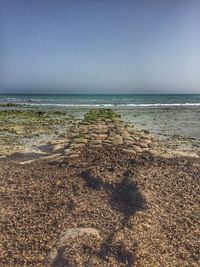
[49,109,157,161]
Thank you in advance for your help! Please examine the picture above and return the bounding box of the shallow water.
[1,93,200,106]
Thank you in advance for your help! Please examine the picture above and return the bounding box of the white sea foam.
[15,102,200,107]
[121,103,200,107]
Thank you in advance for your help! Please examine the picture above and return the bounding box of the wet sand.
[0,147,199,266]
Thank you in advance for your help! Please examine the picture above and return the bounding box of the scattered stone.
[140,139,152,145]
[108,134,123,145]
[64,149,76,155]
[121,130,131,139]
[42,153,61,160]
[90,144,102,148]
[125,126,135,134]
[95,134,107,140]
[52,144,66,152]
[149,149,160,155]
[141,148,149,152]
[140,143,148,148]
[72,138,88,144]
[131,145,142,153]
[79,121,89,125]
[50,139,68,145]
[18,159,38,165]
[69,143,85,149]
[124,138,134,145]
[68,153,80,158]
[121,148,136,155]
[89,140,102,145]
[141,129,150,134]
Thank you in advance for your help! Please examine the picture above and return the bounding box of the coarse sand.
[0,147,199,266]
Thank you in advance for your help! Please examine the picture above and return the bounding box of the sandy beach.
[0,108,199,266]
[1,0,200,264]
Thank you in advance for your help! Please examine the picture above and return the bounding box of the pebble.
[121,131,131,139]
[140,143,148,148]
[68,153,80,158]
[69,143,85,149]
[52,143,65,152]
[64,149,76,155]
[73,138,88,144]
[88,140,102,145]
[140,138,152,145]
[50,139,67,145]
[131,145,142,153]
[123,139,134,145]
[121,148,136,155]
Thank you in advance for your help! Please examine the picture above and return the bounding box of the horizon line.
[0,93,200,95]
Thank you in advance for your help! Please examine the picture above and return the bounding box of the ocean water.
[0,94,200,107]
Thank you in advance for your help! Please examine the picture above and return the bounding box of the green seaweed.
[84,109,119,122]
[0,103,20,107]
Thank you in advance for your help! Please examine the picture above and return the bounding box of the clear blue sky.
[0,0,200,94]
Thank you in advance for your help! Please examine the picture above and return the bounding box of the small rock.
[140,143,148,148]
[69,143,85,149]
[141,129,150,135]
[121,130,131,139]
[107,134,123,145]
[131,145,142,153]
[72,138,88,144]
[141,148,149,152]
[52,143,65,152]
[149,149,159,155]
[79,121,89,125]
[50,139,68,145]
[123,138,134,145]
[90,144,102,148]
[95,134,107,140]
[125,125,135,134]
[46,228,101,267]
[121,149,136,155]
[64,149,75,155]
[42,153,61,160]
[140,138,152,145]
[68,153,80,158]
[88,140,102,145]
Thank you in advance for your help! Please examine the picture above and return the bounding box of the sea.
[0,94,200,141]
[0,94,200,107]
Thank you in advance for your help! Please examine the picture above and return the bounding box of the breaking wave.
[13,102,200,107]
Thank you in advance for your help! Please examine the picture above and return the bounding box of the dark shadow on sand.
[80,170,103,190]
[80,169,146,217]
[79,169,146,265]
[51,248,69,267]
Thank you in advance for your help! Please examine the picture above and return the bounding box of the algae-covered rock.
[84,109,119,122]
